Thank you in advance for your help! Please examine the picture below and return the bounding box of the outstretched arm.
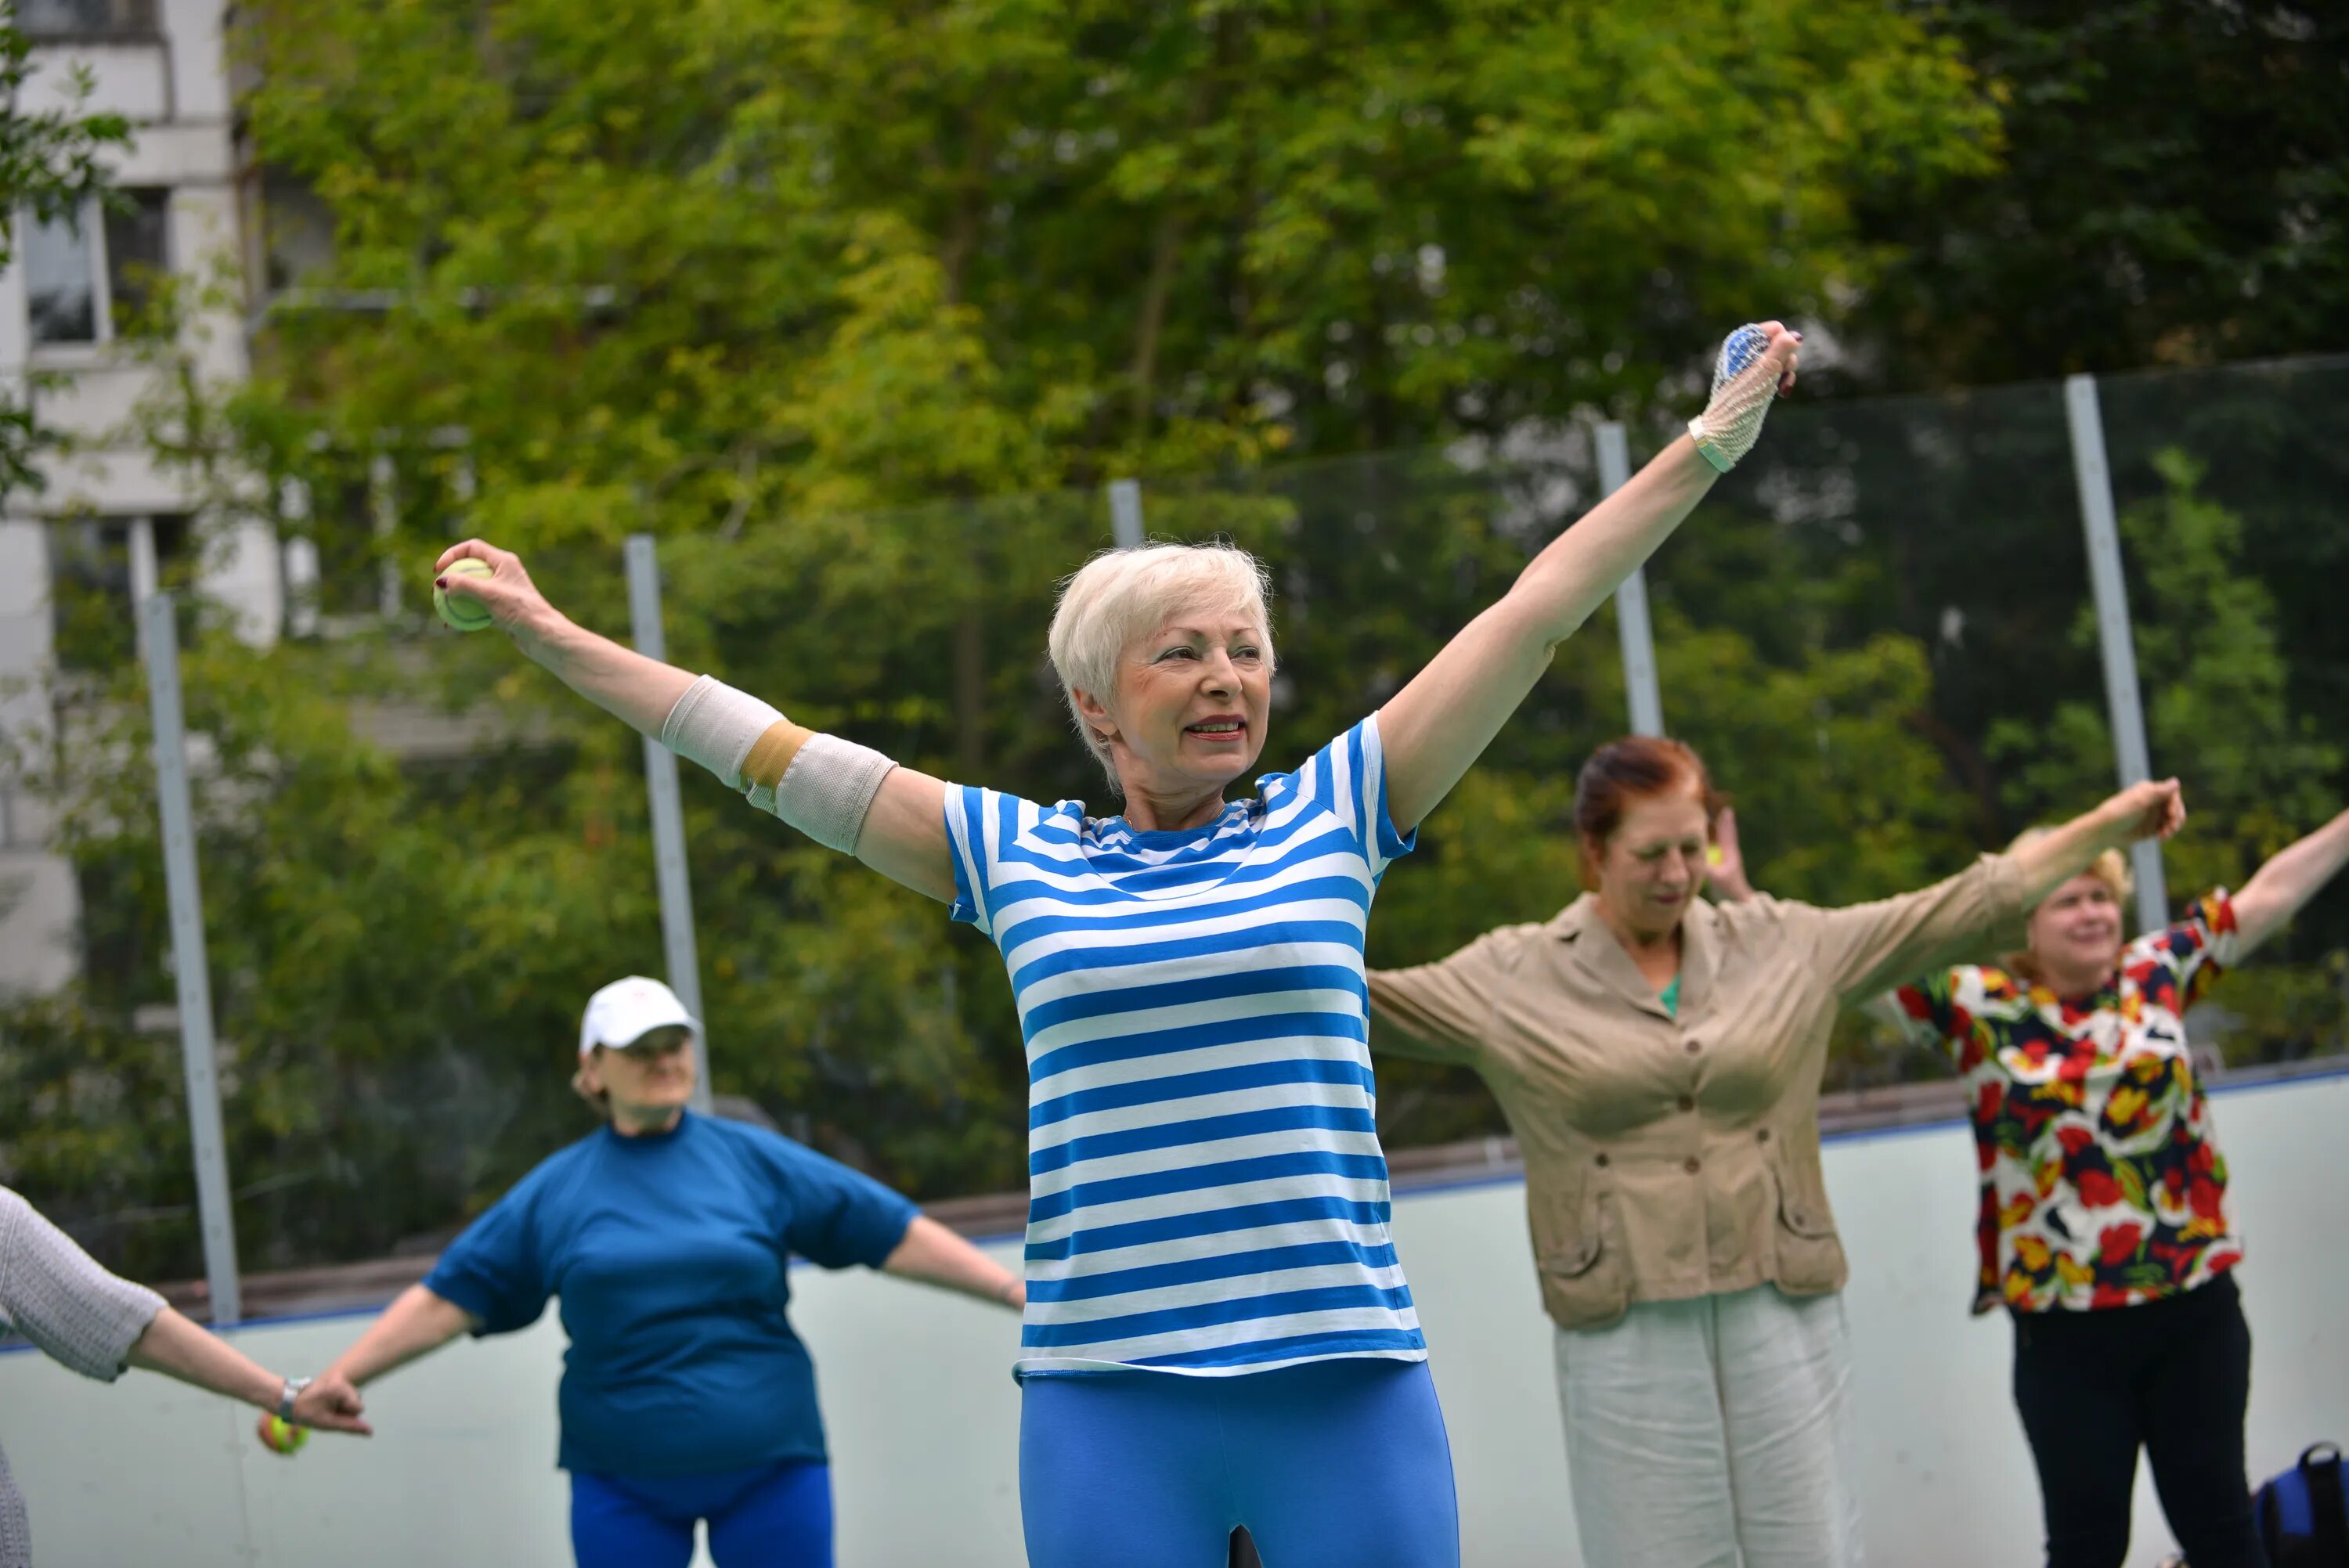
[0,1188,368,1436]
[2012,779,2188,906]
[1812,779,2185,1001]
[261,1282,478,1443]
[316,1283,478,1389]
[433,544,955,901]
[2232,806,2349,955]
[1377,325,1800,831]
[121,1309,369,1436]
[880,1216,1025,1311]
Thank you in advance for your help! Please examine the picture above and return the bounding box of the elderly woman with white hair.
[431,322,1802,1567]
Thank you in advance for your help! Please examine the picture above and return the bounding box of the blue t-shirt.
[942,716,1424,1378]
[422,1112,917,1477]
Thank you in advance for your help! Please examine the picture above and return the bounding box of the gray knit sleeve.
[0,1437,27,1568]
[0,1188,165,1382]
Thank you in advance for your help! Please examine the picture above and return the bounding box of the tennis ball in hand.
[434,557,496,633]
[261,1414,309,1454]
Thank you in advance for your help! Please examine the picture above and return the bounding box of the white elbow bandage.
[1687,323,1783,473]
[773,734,896,853]
[662,675,785,790]
[660,675,897,854]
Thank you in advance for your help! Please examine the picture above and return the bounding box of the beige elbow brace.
[660,676,897,853]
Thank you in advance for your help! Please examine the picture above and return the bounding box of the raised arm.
[2232,806,2349,955]
[2012,778,2188,906]
[434,543,954,901]
[1377,325,1800,831]
[1806,780,2184,1001]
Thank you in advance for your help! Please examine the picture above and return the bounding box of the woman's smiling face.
[1077,608,1274,811]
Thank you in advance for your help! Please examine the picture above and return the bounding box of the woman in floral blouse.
[1886,804,2349,1568]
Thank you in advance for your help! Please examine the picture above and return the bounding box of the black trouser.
[2012,1273,2267,1568]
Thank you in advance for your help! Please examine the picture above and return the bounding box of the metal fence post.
[140,593,241,1324]
[1108,478,1145,549]
[1597,423,1664,737]
[623,535,713,1113]
[2064,373,2170,932]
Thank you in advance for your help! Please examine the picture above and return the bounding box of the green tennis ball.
[262,1414,308,1454]
[434,557,496,633]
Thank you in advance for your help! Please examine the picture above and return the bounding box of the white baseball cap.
[579,976,702,1058]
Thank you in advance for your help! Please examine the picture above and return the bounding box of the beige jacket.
[1368,855,2026,1333]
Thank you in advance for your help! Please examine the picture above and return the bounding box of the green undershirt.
[1658,974,1682,1018]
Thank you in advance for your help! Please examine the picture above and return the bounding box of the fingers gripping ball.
[1688,323,1788,474]
[262,1414,309,1455]
[435,557,496,633]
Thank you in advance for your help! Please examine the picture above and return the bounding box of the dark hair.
[1571,736,1723,884]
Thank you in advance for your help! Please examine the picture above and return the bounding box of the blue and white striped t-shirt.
[944,717,1424,1378]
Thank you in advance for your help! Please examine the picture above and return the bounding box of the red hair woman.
[1366,736,2185,1568]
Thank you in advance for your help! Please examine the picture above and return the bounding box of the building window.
[17,0,158,40]
[24,207,96,344]
[49,515,192,672]
[23,189,172,346]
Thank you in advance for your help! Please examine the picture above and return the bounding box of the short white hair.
[1047,542,1276,785]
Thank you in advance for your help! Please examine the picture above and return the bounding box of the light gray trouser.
[1554,1285,1864,1568]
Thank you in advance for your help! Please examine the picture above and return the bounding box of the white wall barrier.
[6,1069,2344,1567]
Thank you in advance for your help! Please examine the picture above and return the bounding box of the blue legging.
[569,1458,832,1568]
[1019,1357,1460,1568]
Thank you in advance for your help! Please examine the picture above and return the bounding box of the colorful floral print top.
[1889,891,2243,1315]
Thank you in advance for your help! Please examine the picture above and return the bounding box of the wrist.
[2098,810,2141,853]
[242,1366,285,1409]
[515,604,576,659]
[2080,800,2131,850]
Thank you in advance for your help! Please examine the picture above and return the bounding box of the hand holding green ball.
[434,557,496,633]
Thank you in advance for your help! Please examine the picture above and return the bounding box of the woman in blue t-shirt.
[432,324,1801,1566]
[291,975,1023,1568]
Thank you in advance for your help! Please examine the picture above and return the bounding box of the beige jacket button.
[1683,1039,1701,1054]
[1594,1152,1611,1168]
[1755,1127,1771,1143]
[1683,1156,1701,1174]
[1676,1094,1695,1112]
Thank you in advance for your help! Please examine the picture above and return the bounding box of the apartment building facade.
[1,0,276,992]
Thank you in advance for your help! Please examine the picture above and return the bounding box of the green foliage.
[13,0,2347,1280]
[229,0,1997,524]
[0,593,673,1275]
[1842,2,2349,391]
[1979,447,2345,1062]
[1986,449,2340,878]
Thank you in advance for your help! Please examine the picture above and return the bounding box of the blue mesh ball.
[1716,324,1770,383]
